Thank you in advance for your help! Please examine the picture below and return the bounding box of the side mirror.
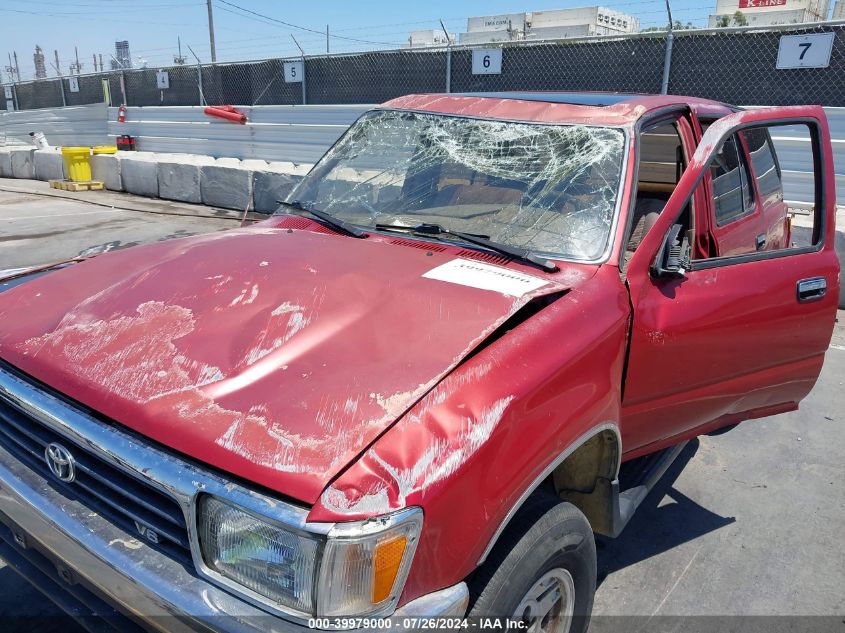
[652,223,691,279]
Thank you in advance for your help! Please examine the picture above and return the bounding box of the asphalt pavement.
[0,180,842,630]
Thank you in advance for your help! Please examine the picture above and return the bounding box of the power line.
[214,0,397,47]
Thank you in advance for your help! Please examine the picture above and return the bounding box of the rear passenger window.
[710,134,755,226]
[742,128,783,205]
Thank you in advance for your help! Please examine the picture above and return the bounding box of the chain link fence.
[2,21,845,112]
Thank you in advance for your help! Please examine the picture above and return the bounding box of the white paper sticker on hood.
[423,259,550,297]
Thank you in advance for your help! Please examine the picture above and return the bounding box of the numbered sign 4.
[472,48,503,75]
[776,33,834,69]
[284,61,303,83]
[156,71,170,90]
[68,77,80,93]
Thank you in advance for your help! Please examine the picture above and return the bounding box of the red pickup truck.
[0,92,838,632]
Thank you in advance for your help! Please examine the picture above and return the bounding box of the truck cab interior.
[624,119,693,269]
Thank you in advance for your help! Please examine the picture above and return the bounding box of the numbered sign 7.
[776,33,834,69]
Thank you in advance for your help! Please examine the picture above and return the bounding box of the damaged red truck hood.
[0,220,592,504]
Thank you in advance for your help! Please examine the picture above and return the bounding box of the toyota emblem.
[45,443,76,483]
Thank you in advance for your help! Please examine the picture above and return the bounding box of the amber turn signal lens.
[372,535,408,603]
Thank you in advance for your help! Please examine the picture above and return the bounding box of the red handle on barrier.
[204,106,247,124]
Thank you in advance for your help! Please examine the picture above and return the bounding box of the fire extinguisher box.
[116,135,136,151]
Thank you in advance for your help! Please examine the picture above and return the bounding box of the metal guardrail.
[1,103,842,206]
[106,105,370,164]
[0,103,108,148]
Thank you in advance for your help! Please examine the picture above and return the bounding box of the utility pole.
[291,35,306,105]
[439,19,451,93]
[187,44,205,106]
[174,37,186,65]
[53,50,61,76]
[5,53,17,83]
[13,51,20,82]
[660,0,674,95]
[99,53,104,72]
[70,46,82,74]
[206,0,217,63]
[326,25,330,54]
[93,54,97,72]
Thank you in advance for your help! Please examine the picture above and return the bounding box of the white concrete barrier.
[158,154,215,204]
[0,150,14,178]
[33,149,66,181]
[91,154,122,191]
[10,148,36,179]
[253,161,303,213]
[120,152,159,197]
[200,159,254,210]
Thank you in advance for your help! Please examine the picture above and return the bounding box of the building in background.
[112,40,132,69]
[708,0,831,27]
[33,46,47,79]
[833,0,845,18]
[405,29,456,48]
[457,7,640,45]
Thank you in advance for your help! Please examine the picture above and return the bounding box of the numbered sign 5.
[156,70,170,90]
[472,48,503,75]
[3,85,12,100]
[68,77,80,93]
[284,61,304,83]
[776,33,834,69]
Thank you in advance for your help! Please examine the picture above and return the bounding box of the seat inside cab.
[624,122,691,268]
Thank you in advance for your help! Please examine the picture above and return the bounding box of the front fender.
[308,266,631,606]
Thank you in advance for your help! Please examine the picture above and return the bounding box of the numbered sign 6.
[472,48,503,75]
[68,77,80,93]
[3,85,12,100]
[776,33,834,69]
[156,70,170,90]
[284,61,303,83]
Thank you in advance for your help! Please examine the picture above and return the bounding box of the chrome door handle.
[756,233,767,250]
[797,277,826,303]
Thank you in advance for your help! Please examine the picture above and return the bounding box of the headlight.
[198,495,321,613]
[197,495,422,618]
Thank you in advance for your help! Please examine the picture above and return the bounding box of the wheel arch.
[476,422,621,566]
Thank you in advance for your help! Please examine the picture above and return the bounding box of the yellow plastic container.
[92,145,117,155]
[61,147,92,182]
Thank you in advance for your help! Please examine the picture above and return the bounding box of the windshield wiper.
[375,222,559,273]
[277,200,368,238]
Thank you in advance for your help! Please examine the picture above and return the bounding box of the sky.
[0,0,793,80]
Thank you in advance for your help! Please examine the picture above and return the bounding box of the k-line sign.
[739,0,787,7]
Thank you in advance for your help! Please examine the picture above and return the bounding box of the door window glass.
[692,121,821,262]
[742,128,783,206]
[711,133,755,226]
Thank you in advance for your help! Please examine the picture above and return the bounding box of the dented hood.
[0,219,591,504]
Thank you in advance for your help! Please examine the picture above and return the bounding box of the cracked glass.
[285,109,626,261]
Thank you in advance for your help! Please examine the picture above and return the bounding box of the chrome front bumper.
[0,364,468,631]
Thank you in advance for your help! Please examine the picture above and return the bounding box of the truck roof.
[382,91,734,126]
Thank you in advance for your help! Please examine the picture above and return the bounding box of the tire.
[468,492,596,633]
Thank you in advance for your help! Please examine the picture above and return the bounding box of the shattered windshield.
[284,110,626,261]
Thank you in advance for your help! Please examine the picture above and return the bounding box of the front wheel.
[468,493,596,633]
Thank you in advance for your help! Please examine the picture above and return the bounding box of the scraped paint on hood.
[0,218,594,503]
